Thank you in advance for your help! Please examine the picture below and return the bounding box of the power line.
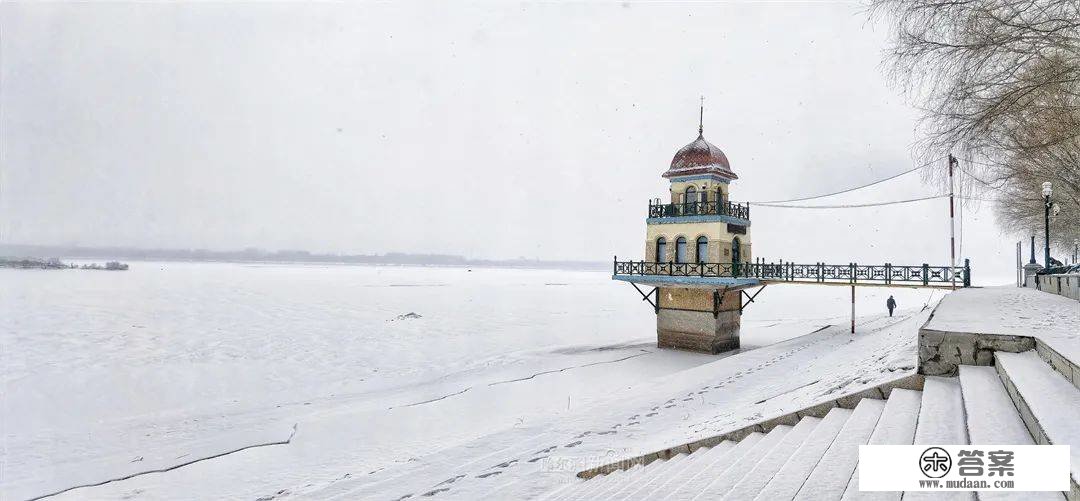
[751,194,948,209]
[748,157,940,204]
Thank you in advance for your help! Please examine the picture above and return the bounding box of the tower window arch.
[676,237,688,263]
[655,237,667,263]
[684,186,697,204]
[696,236,708,263]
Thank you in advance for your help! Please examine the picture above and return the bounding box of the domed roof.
[663,132,737,180]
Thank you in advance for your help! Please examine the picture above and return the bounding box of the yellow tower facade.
[613,122,756,354]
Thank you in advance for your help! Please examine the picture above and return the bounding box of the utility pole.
[948,154,958,289]
[1016,241,1021,287]
[1042,182,1053,269]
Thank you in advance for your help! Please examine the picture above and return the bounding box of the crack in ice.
[28,424,299,501]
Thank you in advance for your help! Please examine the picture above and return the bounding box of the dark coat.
[886,297,897,309]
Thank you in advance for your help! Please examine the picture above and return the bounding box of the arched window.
[684,186,697,204]
[655,237,667,263]
[675,237,687,263]
[696,236,708,263]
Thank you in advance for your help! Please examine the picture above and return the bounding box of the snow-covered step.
[634,441,734,500]
[996,350,1080,494]
[688,425,793,500]
[657,432,765,501]
[560,466,626,501]
[960,365,1032,444]
[724,416,821,501]
[839,388,922,501]
[540,479,581,501]
[906,376,974,501]
[589,464,645,499]
[609,452,689,499]
[794,398,886,500]
[753,406,852,501]
[914,376,969,445]
[957,368,1062,501]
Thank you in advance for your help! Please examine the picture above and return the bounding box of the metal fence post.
[922,263,929,286]
[964,258,971,287]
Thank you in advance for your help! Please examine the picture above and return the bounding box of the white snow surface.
[996,350,1080,483]
[958,366,1032,445]
[925,285,1080,364]
[725,416,819,500]
[754,407,853,501]
[914,377,968,446]
[840,388,921,501]
[0,261,937,500]
[793,398,884,501]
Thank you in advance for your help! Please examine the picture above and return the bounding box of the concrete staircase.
[544,349,1079,501]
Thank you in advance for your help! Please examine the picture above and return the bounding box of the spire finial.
[698,95,704,135]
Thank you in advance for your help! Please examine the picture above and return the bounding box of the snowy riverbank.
[1,261,940,499]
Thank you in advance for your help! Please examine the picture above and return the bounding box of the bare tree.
[869,0,1080,257]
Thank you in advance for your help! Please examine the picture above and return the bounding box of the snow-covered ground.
[925,285,1080,363]
[0,261,940,500]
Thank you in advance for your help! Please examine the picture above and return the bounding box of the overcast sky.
[0,2,1020,281]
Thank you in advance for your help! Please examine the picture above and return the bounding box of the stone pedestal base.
[1023,262,1042,288]
[655,287,742,354]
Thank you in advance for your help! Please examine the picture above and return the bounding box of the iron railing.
[648,199,750,220]
[613,258,972,287]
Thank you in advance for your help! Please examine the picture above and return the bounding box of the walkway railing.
[613,258,972,287]
[648,200,750,220]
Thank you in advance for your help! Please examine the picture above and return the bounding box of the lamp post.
[1042,182,1052,269]
[1074,239,1078,265]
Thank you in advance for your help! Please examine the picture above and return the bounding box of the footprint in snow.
[422,488,449,497]
[565,440,583,448]
[477,471,502,478]
[646,412,658,417]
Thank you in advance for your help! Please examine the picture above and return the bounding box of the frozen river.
[0,261,939,499]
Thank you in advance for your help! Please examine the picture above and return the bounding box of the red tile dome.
[664,133,737,180]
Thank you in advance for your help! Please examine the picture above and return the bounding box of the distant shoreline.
[0,244,609,272]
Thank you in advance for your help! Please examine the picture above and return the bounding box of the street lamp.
[1042,182,1052,269]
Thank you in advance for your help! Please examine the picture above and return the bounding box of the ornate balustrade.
[647,200,750,220]
[613,258,972,287]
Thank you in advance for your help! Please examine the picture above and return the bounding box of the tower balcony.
[647,199,750,222]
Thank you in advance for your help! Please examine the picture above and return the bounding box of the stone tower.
[613,113,755,354]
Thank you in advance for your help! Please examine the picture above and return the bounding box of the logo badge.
[920,447,953,478]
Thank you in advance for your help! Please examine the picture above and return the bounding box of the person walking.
[886,295,897,317]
